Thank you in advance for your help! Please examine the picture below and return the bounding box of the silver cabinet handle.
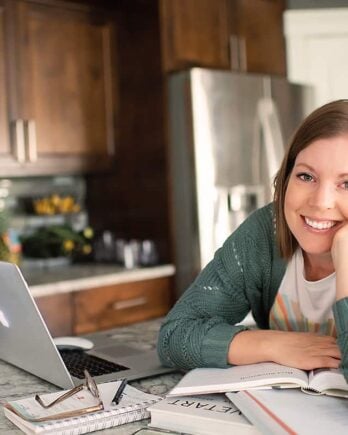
[13,119,26,163]
[229,35,247,72]
[238,37,247,72]
[229,35,240,71]
[25,119,37,162]
[112,296,147,310]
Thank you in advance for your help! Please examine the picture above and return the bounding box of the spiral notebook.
[3,381,161,434]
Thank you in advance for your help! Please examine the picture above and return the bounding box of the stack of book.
[7,363,348,434]
[148,362,348,434]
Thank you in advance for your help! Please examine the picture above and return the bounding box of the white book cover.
[148,394,260,435]
[227,389,348,435]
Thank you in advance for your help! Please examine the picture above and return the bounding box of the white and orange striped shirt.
[269,248,336,337]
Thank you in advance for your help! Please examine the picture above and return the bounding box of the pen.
[112,378,127,405]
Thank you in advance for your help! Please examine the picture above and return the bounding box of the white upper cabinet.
[284,8,348,107]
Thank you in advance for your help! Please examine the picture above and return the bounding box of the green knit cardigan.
[157,203,348,380]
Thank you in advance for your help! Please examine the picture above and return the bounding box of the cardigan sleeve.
[157,208,273,370]
[333,297,348,381]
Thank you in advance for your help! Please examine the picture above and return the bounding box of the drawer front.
[73,277,172,334]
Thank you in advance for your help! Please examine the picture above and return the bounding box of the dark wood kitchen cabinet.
[0,1,15,164]
[160,0,232,72]
[0,0,117,176]
[159,0,286,75]
[228,0,286,75]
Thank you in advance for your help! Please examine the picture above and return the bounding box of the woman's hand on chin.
[331,224,348,300]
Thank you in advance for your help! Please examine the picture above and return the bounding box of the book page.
[308,368,348,395]
[227,388,348,434]
[168,362,309,396]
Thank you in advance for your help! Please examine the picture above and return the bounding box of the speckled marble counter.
[0,318,183,434]
[20,263,175,298]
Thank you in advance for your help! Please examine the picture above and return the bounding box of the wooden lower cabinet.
[73,277,172,334]
[35,276,172,337]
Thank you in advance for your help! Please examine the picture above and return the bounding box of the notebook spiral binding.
[37,398,160,434]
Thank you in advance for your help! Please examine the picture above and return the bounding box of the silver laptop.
[0,261,175,389]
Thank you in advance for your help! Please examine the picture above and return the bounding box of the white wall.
[284,8,348,107]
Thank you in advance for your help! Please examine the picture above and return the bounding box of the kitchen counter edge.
[28,264,175,298]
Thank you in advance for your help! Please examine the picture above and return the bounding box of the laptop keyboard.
[59,349,129,379]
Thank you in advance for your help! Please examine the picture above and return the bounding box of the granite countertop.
[20,263,175,298]
[0,318,183,435]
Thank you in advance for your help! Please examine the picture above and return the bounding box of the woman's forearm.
[228,330,276,365]
[228,329,341,370]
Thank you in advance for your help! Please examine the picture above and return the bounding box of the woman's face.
[284,134,348,260]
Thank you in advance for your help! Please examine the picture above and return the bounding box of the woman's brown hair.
[274,99,348,259]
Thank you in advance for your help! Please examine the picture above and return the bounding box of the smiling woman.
[284,136,348,272]
[157,99,348,381]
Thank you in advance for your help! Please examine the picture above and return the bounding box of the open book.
[167,362,348,399]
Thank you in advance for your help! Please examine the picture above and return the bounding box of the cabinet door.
[74,277,172,334]
[228,0,286,75]
[0,1,16,165]
[160,0,286,75]
[160,0,231,72]
[12,0,116,174]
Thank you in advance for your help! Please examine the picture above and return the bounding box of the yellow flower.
[82,244,92,255]
[63,240,75,252]
[83,227,94,239]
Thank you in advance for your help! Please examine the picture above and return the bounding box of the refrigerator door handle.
[252,97,284,188]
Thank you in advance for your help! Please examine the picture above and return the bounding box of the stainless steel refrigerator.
[168,68,314,296]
